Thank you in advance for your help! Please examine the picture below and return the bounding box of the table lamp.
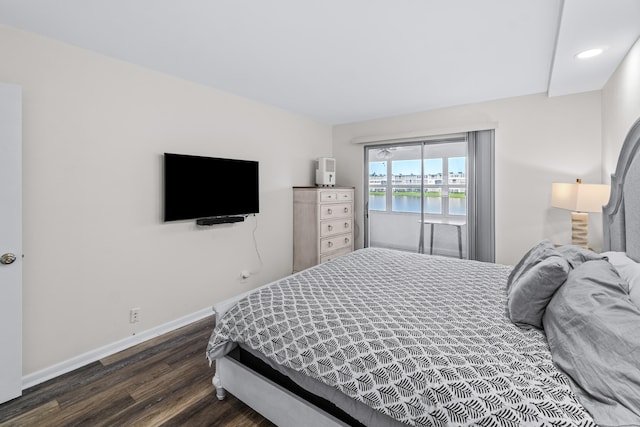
[551,179,610,248]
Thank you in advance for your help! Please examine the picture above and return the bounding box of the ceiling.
[1,0,639,125]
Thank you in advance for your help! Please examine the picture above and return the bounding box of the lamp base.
[571,211,589,248]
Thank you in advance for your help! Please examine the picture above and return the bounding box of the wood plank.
[47,393,136,427]
[0,314,273,426]
[101,358,213,425]
[0,400,59,427]
[56,361,173,408]
[0,362,102,422]
[130,379,213,426]
[100,316,214,367]
[127,355,207,402]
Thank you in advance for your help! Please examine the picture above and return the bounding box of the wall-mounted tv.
[163,153,259,222]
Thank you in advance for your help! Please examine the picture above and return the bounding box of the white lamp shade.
[551,182,610,213]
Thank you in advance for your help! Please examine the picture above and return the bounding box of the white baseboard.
[22,306,215,390]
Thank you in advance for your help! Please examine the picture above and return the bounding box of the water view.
[368,156,467,216]
[369,194,466,215]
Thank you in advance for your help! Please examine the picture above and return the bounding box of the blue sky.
[370,158,465,176]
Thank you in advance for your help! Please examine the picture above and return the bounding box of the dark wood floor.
[0,315,275,426]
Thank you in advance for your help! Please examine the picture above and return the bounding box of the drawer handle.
[327,208,333,215]
[345,237,350,244]
[328,224,333,231]
[344,222,349,228]
[327,194,333,199]
[328,241,333,248]
[344,207,349,213]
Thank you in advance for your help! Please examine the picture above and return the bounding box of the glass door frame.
[363,136,468,254]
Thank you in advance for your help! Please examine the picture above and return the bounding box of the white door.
[0,82,22,403]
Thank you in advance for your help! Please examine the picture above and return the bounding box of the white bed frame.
[214,357,348,427]
[212,287,349,427]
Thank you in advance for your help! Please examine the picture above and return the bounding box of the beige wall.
[602,37,640,182]
[0,25,332,374]
[333,92,603,265]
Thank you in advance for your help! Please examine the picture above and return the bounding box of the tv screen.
[164,153,259,221]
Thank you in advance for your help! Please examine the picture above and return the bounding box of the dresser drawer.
[319,191,338,202]
[320,234,352,254]
[320,246,352,264]
[319,190,353,203]
[320,218,353,237]
[319,203,352,220]
[336,191,353,202]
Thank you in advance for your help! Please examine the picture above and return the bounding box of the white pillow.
[602,251,640,307]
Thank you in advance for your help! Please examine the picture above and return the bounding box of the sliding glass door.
[365,138,468,258]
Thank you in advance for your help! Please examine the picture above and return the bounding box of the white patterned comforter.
[207,248,595,426]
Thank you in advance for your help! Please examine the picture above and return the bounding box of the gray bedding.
[543,259,640,426]
[207,248,595,426]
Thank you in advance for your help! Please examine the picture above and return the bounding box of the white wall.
[602,37,640,182]
[333,92,603,265]
[0,25,332,375]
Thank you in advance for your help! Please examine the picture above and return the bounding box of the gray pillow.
[603,251,640,308]
[543,260,640,425]
[556,245,605,268]
[507,254,570,328]
[507,240,559,292]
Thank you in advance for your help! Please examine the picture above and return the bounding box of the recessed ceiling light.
[576,48,604,59]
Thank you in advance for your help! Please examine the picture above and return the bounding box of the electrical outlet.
[129,307,141,323]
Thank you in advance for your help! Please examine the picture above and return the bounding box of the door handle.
[1,253,16,265]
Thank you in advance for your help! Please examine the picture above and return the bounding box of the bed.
[206,117,640,426]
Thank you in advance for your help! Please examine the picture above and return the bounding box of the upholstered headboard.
[603,117,640,261]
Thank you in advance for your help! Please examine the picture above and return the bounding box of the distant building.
[369,172,466,191]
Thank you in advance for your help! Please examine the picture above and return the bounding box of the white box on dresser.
[293,187,355,272]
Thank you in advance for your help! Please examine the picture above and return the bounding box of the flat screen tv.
[163,153,259,221]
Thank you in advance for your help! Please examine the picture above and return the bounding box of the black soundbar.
[196,216,245,226]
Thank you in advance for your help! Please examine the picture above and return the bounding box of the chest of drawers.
[293,187,354,272]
